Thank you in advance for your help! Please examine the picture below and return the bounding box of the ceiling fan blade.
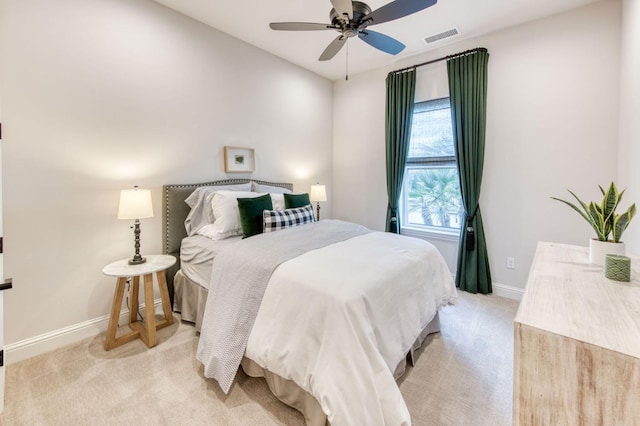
[358,30,405,55]
[367,0,437,26]
[330,0,353,19]
[319,35,347,61]
[270,22,335,31]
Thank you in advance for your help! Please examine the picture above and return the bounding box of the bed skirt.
[174,269,208,331]
[173,268,442,425]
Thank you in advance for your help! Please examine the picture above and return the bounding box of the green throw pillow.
[284,192,310,209]
[237,194,273,238]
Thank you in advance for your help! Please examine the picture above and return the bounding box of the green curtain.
[385,69,416,233]
[447,50,492,294]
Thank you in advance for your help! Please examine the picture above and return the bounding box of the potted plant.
[551,182,637,265]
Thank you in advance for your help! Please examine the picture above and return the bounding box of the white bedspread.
[245,231,457,425]
[197,220,370,393]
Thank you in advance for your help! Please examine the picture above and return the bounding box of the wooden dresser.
[513,242,640,425]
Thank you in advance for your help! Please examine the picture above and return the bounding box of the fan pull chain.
[345,39,349,81]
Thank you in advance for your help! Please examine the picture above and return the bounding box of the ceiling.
[152,0,601,81]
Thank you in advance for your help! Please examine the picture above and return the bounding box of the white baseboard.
[453,272,523,301]
[4,299,163,365]
[492,282,525,301]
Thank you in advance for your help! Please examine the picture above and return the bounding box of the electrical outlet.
[507,257,516,269]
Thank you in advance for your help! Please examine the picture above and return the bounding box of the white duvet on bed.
[244,231,457,425]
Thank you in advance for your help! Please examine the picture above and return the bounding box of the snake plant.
[551,182,637,243]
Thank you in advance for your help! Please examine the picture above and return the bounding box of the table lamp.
[118,186,153,265]
[309,183,327,221]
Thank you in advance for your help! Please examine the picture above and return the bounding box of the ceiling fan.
[269,0,437,61]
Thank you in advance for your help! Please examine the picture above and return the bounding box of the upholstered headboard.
[162,178,294,303]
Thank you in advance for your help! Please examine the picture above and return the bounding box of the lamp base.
[128,220,146,265]
[128,256,146,265]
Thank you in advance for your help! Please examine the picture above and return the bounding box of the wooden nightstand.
[102,254,176,351]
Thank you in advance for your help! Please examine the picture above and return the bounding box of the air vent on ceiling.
[424,27,460,44]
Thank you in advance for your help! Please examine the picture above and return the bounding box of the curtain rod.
[388,47,487,75]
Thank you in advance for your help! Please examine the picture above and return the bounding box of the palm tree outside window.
[401,98,462,233]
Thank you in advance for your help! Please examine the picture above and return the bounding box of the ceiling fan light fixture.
[330,1,371,28]
[270,0,438,61]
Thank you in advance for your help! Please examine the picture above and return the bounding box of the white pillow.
[252,182,292,194]
[270,193,285,211]
[196,223,229,240]
[184,183,251,236]
[198,190,263,240]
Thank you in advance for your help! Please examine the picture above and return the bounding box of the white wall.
[334,0,622,291]
[0,0,333,347]
[618,0,640,254]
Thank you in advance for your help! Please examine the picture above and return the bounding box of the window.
[401,98,463,233]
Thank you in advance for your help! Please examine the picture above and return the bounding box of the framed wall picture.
[224,146,255,173]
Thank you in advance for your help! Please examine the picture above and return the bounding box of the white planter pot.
[589,239,626,266]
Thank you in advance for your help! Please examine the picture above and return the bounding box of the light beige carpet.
[0,291,519,425]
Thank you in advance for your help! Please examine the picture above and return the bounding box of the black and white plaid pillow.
[263,204,315,233]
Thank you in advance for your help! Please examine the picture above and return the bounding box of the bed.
[162,178,457,425]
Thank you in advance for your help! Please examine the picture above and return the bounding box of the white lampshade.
[310,184,327,202]
[117,187,154,220]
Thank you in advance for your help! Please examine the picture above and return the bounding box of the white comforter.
[245,230,457,425]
